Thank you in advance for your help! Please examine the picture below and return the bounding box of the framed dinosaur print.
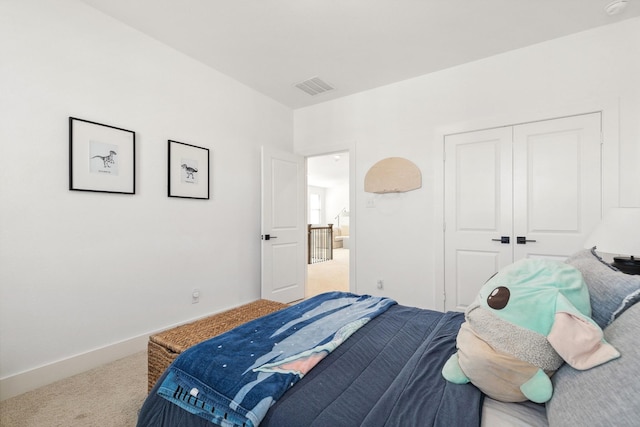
[69,117,136,194]
[168,140,210,200]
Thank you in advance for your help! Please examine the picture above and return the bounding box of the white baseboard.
[0,333,148,401]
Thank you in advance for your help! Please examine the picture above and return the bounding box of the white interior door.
[261,146,306,303]
[444,127,514,312]
[444,112,602,312]
[512,113,602,261]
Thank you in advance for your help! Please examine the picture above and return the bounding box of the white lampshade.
[584,207,640,256]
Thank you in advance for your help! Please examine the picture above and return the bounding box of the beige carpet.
[306,248,349,297]
[0,351,147,427]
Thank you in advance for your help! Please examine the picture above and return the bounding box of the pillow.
[565,248,640,328]
[546,302,640,425]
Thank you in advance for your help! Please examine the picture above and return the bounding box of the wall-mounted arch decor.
[364,157,422,193]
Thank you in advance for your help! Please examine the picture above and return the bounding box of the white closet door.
[512,113,602,261]
[443,112,602,312]
[444,127,513,312]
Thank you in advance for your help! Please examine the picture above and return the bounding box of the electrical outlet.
[192,289,200,304]
[366,197,376,208]
[376,279,384,289]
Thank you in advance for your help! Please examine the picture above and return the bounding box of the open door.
[261,146,306,303]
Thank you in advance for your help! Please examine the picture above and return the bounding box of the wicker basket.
[147,299,287,392]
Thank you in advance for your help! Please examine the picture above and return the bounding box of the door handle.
[517,236,536,244]
[262,234,278,240]
[491,236,510,244]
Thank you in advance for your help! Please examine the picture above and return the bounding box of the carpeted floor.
[307,248,349,297]
[0,351,147,427]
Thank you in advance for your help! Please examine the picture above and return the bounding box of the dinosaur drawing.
[181,164,198,179]
[91,150,117,168]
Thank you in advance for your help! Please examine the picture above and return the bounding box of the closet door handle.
[517,236,536,244]
[491,236,510,244]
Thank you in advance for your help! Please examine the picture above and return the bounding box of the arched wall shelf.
[364,157,422,194]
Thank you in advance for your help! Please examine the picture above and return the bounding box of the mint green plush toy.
[442,258,619,403]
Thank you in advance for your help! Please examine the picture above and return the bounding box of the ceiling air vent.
[295,77,335,96]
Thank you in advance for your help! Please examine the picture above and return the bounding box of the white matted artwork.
[168,140,210,199]
[69,117,135,194]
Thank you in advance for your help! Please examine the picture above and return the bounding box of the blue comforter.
[156,292,396,427]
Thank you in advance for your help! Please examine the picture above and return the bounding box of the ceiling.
[81,0,640,109]
[308,152,349,188]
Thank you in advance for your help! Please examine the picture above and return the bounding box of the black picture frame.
[168,140,210,200]
[69,117,136,194]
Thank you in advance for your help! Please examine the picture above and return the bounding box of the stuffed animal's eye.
[487,286,510,310]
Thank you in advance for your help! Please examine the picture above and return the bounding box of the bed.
[137,249,640,427]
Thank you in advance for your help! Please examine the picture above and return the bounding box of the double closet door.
[443,112,602,312]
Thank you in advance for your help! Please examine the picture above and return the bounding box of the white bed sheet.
[481,397,548,427]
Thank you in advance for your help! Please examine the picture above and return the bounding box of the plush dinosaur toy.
[442,258,620,403]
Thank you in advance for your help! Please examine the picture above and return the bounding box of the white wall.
[307,184,349,227]
[0,0,292,398]
[326,185,349,228]
[294,18,640,309]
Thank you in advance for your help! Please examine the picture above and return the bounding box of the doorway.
[306,152,350,298]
